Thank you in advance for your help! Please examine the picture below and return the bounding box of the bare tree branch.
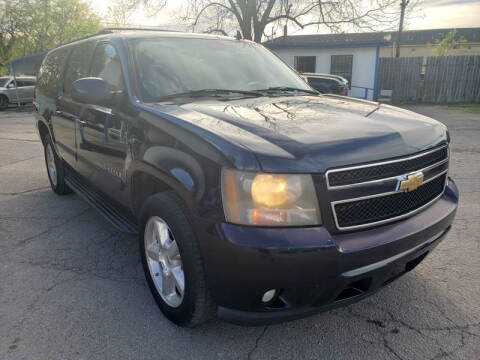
[193,2,233,26]
[141,0,420,43]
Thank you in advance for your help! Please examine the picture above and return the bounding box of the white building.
[264,33,390,100]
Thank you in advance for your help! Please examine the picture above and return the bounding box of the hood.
[146,95,447,173]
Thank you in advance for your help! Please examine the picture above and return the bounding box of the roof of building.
[8,51,48,75]
[264,27,480,49]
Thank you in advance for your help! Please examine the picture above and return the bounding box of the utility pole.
[395,0,409,58]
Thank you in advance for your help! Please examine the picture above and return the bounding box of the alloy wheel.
[144,216,185,308]
[46,143,58,187]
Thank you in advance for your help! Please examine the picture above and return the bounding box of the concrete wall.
[272,47,378,100]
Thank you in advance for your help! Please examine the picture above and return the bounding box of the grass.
[449,103,480,114]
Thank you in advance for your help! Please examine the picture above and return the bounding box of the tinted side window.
[23,79,36,86]
[308,77,335,92]
[37,48,70,97]
[63,41,95,96]
[308,78,324,87]
[0,78,10,87]
[311,78,337,87]
[90,43,124,90]
[17,80,34,87]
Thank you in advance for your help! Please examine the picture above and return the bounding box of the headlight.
[221,169,321,226]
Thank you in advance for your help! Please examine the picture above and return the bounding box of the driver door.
[75,42,129,205]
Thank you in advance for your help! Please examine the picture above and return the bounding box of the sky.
[414,0,480,30]
[87,0,480,34]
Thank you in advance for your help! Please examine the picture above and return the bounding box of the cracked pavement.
[0,105,478,359]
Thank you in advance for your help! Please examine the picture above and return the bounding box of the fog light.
[262,289,276,303]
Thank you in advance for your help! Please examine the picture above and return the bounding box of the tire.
[43,135,72,195]
[0,95,8,110]
[140,191,216,327]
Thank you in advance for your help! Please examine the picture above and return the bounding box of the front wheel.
[140,192,216,327]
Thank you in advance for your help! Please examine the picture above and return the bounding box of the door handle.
[108,128,121,139]
[77,119,87,126]
[55,110,63,116]
[128,137,140,145]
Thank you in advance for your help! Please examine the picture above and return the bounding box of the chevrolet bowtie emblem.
[397,172,424,192]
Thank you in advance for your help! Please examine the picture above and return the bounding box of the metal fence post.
[11,63,21,108]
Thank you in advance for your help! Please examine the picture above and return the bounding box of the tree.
[171,0,402,43]
[395,0,409,58]
[0,0,102,74]
[106,0,167,27]
[12,0,102,52]
[106,0,138,26]
[432,29,467,56]
[0,0,22,70]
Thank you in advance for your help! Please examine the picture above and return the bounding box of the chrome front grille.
[327,144,449,231]
[327,145,449,189]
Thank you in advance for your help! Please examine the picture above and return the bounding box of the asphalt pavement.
[0,105,478,360]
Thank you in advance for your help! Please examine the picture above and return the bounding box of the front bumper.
[199,179,458,326]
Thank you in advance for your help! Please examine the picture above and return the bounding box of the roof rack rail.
[100,27,178,33]
[55,27,179,49]
[56,31,110,47]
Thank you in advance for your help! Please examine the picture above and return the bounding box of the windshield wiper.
[158,88,263,100]
[255,86,318,95]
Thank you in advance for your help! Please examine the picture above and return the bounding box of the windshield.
[130,37,311,102]
[0,78,10,87]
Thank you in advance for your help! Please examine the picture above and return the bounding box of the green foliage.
[450,103,480,114]
[433,29,467,56]
[0,0,19,72]
[0,0,102,75]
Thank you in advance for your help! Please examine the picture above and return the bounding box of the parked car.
[0,76,36,109]
[302,72,349,95]
[34,30,458,327]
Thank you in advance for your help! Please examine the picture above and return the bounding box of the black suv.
[302,72,349,95]
[34,30,458,327]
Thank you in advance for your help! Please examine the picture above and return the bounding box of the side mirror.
[7,82,16,89]
[72,77,114,107]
